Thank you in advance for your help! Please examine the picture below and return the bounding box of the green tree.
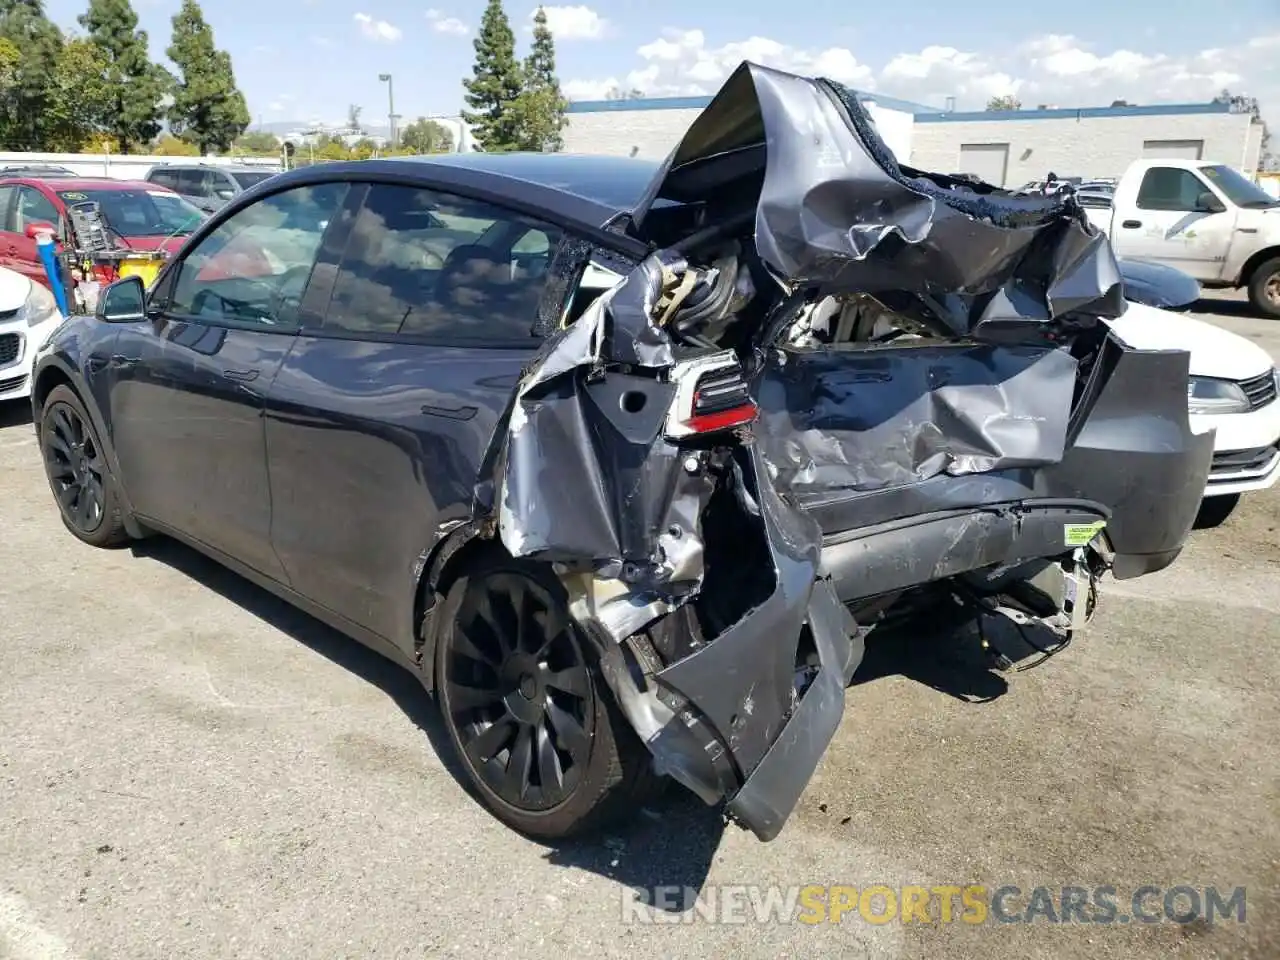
[234,129,280,155]
[511,6,566,151]
[165,0,249,154]
[43,36,113,150]
[461,0,522,151]
[151,132,200,155]
[78,0,171,150]
[985,94,1022,111]
[0,0,65,149]
[399,116,453,153]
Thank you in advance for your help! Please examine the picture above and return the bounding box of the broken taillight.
[666,351,758,438]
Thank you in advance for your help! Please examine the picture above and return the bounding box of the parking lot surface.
[1,293,1277,960]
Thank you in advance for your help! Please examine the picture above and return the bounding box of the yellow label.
[1064,520,1106,547]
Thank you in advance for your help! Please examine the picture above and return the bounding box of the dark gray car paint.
[31,62,1213,844]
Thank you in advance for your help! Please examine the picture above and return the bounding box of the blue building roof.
[566,90,942,116]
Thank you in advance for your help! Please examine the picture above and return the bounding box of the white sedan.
[0,266,65,403]
[1108,301,1280,527]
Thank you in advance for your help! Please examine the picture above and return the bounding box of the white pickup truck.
[1083,158,1280,318]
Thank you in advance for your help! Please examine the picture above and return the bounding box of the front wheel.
[38,385,131,548]
[1246,257,1280,319]
[1194,493,1240,529]
[433,555,656,840]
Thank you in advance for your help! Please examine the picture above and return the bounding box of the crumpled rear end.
[463,61,1212,841]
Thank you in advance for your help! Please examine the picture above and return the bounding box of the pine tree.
[78,0,171,150]
[0,0,65,149]
[461,0,522,151]
[166,0,249,154]
[512,6,567,152]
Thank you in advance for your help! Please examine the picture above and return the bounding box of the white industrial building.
[562,93,1266,185]
[562,91,925,164]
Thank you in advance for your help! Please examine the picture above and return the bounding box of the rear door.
[264,179,563,649]
[107,180,351,580]
[1109,165,1235,279]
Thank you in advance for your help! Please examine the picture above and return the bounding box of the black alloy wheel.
[441,570,594,810]
[434,556,655,838]
[39,385,130,548]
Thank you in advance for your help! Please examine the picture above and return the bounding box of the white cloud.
[353,12,402,43]
[567,28,872,100]
[565,28,1280,128]
[534,5,607,41]
[426,9,468,36]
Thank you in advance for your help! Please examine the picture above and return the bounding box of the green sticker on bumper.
[1064,520,1106,547]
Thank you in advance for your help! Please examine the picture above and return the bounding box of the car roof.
[266,153,663,228]
[0,176,169,192]
[150,163,266,171]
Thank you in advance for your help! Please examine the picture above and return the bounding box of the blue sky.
[42,0,1280,128]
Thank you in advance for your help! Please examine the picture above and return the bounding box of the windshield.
[231,171,275,189]
[57,188,206,237]
[1201,165,1279,208]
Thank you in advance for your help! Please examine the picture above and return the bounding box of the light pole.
[379,73,396,149]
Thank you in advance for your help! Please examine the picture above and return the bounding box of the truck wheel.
[1194,494,1240,529]
[433,554,657,840]
[1246,257,1280,319]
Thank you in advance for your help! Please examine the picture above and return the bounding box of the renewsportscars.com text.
[621,884,1247,926]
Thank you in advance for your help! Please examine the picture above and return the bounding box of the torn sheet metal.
[630,61,1127,339]
[755,343,1079,494]
[488,250,713,587]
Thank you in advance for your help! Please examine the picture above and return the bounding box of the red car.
[0,176,206,289]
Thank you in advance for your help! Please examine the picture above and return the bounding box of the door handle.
[5,245,16,255]
[420,402,478,421]
[222,368,260,383]
[1121,220,1142,229]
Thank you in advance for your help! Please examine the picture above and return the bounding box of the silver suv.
[143,164,279,214]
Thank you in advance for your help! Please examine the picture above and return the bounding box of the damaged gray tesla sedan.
[32,62,1212,843]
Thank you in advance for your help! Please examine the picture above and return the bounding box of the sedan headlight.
[1187,376,1250,415]
[17,280,60,328]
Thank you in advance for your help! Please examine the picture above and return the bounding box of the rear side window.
[176,169,209,196]
[0,186,15,232]
[149,169,178,189]
[1135,168,1209,211]
[319,183,562,342]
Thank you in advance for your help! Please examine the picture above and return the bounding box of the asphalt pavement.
[0,292,1277,960]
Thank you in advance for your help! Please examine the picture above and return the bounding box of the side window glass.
[16,187,59,230]
[0,186,17,232]
[169,182,349,327]
[1136,168,1207,211]
[176,169,205,196]
[149,169,175,189]
[321,183,562,341]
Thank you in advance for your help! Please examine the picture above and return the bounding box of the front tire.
[433,555,655,840]
[1194,493,1240,529]
[38,385,130,548]
[1247,257,1280,319]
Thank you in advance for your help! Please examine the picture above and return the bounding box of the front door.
[107,180,351,580]
[264,180,563,649]
[1108,165,1236,281]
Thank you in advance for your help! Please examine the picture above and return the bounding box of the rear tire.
[1194,493,1240,530]
[38,385,130,548]
[433,554,656,840]
[1246,257,1280,319]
